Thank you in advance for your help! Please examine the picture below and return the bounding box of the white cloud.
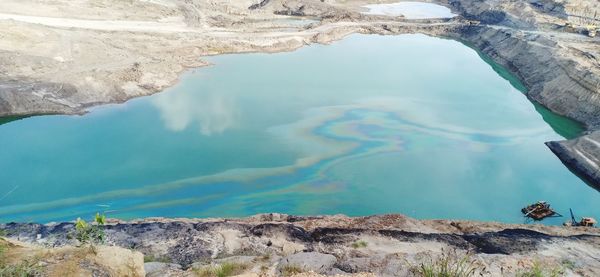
[151,89,237,135]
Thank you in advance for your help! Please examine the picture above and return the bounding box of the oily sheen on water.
[0,34,593,224]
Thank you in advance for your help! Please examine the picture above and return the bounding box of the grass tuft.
[143,255,172,263]
[0,238,10,263]
[280,265,304,277]
[194,262,248,277]
[517,261,564,277]
[413,251,483,277]
[560,259,575,270]
[351,240,368,249]
[0,260,42,277]
[256,253,271,262]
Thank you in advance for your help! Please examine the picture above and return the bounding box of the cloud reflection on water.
[151,88,237,135]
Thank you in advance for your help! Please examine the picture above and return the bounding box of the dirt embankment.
[2,214,600,276]
[0,0,461,117]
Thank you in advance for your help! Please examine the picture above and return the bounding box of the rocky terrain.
[547,131,600,185]
[0,239,145,277]
[0,0,598,185]
[2,214,600,276]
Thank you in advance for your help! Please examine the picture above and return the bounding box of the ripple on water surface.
[0,34,593,224]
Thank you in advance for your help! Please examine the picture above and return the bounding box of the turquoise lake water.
[0,34,597,224]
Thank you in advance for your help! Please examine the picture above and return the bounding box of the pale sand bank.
[361,2,456,19]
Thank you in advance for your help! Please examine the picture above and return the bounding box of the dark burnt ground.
[2,220,600,268]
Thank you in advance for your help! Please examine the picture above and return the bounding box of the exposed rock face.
[144,262,182,277]
[547,131,600,186]
[2,214,600,276]
[444,0,600,185]
[277,252,338,274]
[455,25,600,129]
[0,78,79,115]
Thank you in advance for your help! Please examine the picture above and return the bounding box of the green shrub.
[414,252,482,277]
[351,240,368,249]
[72,213,106,245]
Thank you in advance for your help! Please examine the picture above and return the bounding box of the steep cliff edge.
[446,0,600,186]
[455,25,600,129]
[546,131,600,186]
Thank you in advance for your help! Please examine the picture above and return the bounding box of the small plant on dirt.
[194,262,248,277]
[255,253,271,262]
[560,259,575,271]
[413,251,483,277]
[280,265,304,277]
[72,213,106,246]
[0,237,43,276]
[351,240,368,249]
[517,261,564,277]
[0,260,42,277]
[0,239,14,267]
[143,255,172,263]
[0,240,7,257]
[216,262,246,277]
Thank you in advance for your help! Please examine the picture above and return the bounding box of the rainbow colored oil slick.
[0,34,594,224]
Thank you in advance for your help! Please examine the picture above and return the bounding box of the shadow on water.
[564,165,600,193]
[460,39,599,191]
[0,116,28,126]
[461,40,585,140]
[531,103,585,140]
